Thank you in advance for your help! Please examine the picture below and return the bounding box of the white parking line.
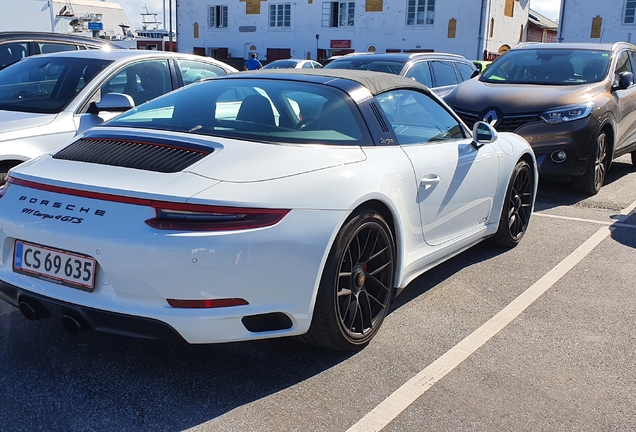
[534,212,636,229]
[347,200,636,432]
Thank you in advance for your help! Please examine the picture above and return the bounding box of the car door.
[403,61,433,88]
[0,42,28,68]
[454,61,478,82]
[614,50,636,152]
[375,89,499,246]
[37,41,80,55]
[174,58,231,86]
[429,61,460,97]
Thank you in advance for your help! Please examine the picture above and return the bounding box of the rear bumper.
[0,279,185,342]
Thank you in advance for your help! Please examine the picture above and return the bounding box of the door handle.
[420,175,441,189]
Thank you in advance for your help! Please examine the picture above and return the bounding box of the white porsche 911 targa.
[0,70,537,351]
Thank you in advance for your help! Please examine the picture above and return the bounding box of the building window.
[208,5,228,28]
[322,2,355,27]
[625,0,636,24]
[490,18,494,37]
[270,3,291,27]
[504,0,514,18]
[406,0,434,26]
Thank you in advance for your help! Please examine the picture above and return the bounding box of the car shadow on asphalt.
[0,308,352,430]
[534,160,636,212]
[389,241,506,313]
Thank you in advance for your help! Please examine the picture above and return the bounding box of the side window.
[302,62,313,68]
[630,51,636,76]
[455,62,477,81]
[430,61,459,87]
[404,62,433,88]
[375,89,464,144]
[38,42,79,54]
[614,51,633,86]
[96,60,172,106]
[0,42,27,68]
[175,59,227,86]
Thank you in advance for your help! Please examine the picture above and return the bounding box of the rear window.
[108,78,370,146]
[263,60,298,69]
[325,58,406,75]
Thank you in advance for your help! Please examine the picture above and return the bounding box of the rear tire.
[300,208,396,351]
[572,131,607,195]
[491,159,534,248]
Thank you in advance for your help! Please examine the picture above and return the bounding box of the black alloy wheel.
[301,209,395,351]
[573,131,608,195]
[0,162,12,187]
[492,159,534,248]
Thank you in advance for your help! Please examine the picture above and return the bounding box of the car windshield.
[480,49,611,85]
[0,56,112,114]
[107,78,369,145]
[324,58,406,75]
[262,60,299,69]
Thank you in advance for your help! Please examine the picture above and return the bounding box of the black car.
[324,52,478,96]
[0,31,117,69]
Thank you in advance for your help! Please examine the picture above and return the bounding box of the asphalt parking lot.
[1,156,635,432]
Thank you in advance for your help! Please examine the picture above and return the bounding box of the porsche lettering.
[18,196,106,216]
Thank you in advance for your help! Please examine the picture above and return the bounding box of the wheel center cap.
[513,195,522,210]
[352,267,366,291]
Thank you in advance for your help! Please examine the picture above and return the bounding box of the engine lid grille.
[53,138,212,173]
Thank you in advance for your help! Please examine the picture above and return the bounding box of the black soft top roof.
[225,68,432,96]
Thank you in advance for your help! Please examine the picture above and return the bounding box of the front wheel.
[573,131,608,195]
[300,209,396,351]
[491,159,534,248]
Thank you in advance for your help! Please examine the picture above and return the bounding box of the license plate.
[13,240,96,292]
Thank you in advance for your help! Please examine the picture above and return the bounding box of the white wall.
[559,0,636,43]
[484,0,530,55]
[178,0,529,61]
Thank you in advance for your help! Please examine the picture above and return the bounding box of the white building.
[1,0,136,41]
[558,0,636,43]
[177,0,529,63]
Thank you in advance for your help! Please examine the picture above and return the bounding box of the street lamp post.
[316,34,319,62]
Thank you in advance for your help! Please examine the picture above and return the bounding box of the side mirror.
[88,92,135,114]
[615,71,634,90]
[471,121,498,148]
[470,69,480,79]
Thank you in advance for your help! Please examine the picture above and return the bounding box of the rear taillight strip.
[7,176,290,231]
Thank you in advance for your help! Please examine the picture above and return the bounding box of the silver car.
[0,49,238,179]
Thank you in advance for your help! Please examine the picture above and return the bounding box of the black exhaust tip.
[18,299,49,321]
[242,312,293,333]
[62,314,88,334]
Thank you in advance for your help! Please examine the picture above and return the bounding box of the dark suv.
[444,42,636,195]
[324,52,478,97]
[0,32,117,69]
